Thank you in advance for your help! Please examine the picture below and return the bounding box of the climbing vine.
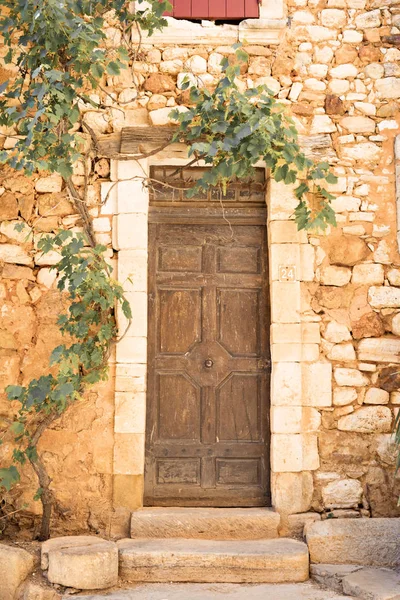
[1,231,132,540]
[172,46,338,231]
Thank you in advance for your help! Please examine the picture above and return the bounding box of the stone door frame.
[107,155,330,515]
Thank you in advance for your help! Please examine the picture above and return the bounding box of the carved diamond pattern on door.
[145,219,270,507]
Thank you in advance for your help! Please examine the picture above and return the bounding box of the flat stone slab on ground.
[130,507,280,540]
[118,537,309,584]
[62,582,354,600]
[342,567,400,600]
[306,518,400,567]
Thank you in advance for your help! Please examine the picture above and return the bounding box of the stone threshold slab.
[130,507,280,540]
[118,537,309,584]
[65,582,353,600]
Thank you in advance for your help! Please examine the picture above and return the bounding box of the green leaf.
[0,466,20,491]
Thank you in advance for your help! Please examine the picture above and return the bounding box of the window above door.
[164,0,260,21]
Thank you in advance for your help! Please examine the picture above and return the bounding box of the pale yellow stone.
[271,282,301,323]
[272,472,314,514]
[271,406,321,433]
[271,362,302,407]
[0,544,35,600]
[271,434,319,472]
[113,433,145,475]
[114,391,146,434]
[302,362,332,407]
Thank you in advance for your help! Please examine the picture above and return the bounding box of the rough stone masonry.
[0,0,400,537]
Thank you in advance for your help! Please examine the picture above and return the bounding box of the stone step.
[305,518,400,568]
[62,582,354,600]
[311,564,400,600]
[130,508,280,540]
[118,537,309,584]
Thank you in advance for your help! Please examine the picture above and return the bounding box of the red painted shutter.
[209,0,225,18]
[164,0,259,19]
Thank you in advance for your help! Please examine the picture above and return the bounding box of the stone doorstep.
[130,507,280,540]
[311,565,400,600]
[305,518,400,568]
[61,582,354,600]
[117,537,310,584]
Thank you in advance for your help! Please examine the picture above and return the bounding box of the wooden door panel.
[146,218,270,507]
[158,289,202,354]
[217,289,261,356]
[157,373,201,441]
[216,374,261,442]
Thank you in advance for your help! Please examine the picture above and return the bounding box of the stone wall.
[1,0,400,536]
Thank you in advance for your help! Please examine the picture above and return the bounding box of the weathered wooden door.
[145,168,270,507]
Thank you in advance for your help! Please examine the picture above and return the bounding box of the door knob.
[204,359,214,368]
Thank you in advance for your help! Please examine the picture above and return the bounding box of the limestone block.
[306,518,400,566]
[334,368,369,387]
[130,508,280,541]
[354,102,376,116]
[338,406,392,433]
[355,9,381,28]
[340,116,375,134]
[0,244,32,266]
[323,321,351,343]
[83,111,109,135]
[328,237,369,267]
[113,432,145,475]
[117,180,149,215]
[0,544,35,600]
[320,9,346,28]
[342,567,400,600]
[271,434,319,472]
[43,536,118,590]
[272,344,319,362]
[331,196,361,213]
[310,115,336,134]
[328,343,356,362]
[352,263,384,285]
[271,362,302,406]
[113,213,147,251]
[0,221,33,244]
[329,64,358,79]
[343,30,363,43]
[0,192,19,221]
[116,336,147,364]
[322,479,363,509]
[302,362,332,407]
[280,513,321,540]
[149,106,188,126]
[387,268,400,287]
[269,181,299,220]
[34,250,62,266]
[358,337,400,363]
[328,79,350,95]
[35,175,62,194]
[364,388,389,405]
[185,55,208,74]
[341,142,381,163]
[117,291,147,338]
[364,63,385,80]
[118,537,310,584]
[271,282,301,323]
[269,222,307,246]
[37,192,74,217]
[271,407,321,434]
[333,387,357,406]
[19,581,61,600]
[392,314,400,336]
[305,26,337,42]
[376,78,400,100]
[114,391,146,434]
[271,323,320,344]
[2,264,35,281]
[208,53,224,75]
[320,266,351,286]
[272,472,314,514]
[144,73,175,94]
[117,249,147,293]
[36,268,56,289]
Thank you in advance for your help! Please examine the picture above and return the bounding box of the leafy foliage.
[172,46,338,230]
[0,0,171,177]
[0,232,131,534]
